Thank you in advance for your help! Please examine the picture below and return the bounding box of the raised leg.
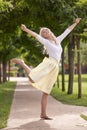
[11,58,31,75]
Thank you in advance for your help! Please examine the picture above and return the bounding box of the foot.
[11,58,31,74]
[40,115,53,120]
[11,58,24,65]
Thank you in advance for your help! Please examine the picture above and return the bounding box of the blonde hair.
[39,27,57,54]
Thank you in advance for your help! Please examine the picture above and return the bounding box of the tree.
[0,0,87,99]
[73,0,87,97]
[76,35,82,98]
[66,0,87,96]
[61,47,65,91]
[0,0,31,82]
[67,35,75,94]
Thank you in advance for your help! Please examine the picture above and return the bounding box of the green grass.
[51,74,87,106]
[80,114,87,121]
[0,82,16,129]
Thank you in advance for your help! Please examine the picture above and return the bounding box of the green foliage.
[74,0,87,31]
[0,0,87,68]
[0,0,30,32]
[19,32,44,66]
[0,0,13,13]
[26,0,78,33]
[0,0,31,63]
[0,81,16,128]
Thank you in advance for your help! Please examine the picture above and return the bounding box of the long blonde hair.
[39,27,57,54]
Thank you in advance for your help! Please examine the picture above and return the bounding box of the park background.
[0,0,87,128]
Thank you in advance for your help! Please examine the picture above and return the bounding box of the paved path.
[2,77,87,130]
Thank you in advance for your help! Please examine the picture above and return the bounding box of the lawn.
[51,74,87,106]
[0,82,16,129]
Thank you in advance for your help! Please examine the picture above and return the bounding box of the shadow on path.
[5,120,58,130]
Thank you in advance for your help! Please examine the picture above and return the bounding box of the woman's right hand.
[21,24,27,31]
[21,24,37,37]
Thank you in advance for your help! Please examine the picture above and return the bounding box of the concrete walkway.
[2,77,87,130]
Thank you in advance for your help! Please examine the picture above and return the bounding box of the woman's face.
[41,29,50,39]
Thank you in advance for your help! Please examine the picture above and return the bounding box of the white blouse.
[36,28,71,62]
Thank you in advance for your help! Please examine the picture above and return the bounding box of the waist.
[49,57,59,64]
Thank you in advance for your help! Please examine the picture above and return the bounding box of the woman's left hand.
[75,18,81,24]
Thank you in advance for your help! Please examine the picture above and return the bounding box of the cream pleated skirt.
[29,57,59,94]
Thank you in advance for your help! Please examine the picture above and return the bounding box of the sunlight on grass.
[0,82,16,128]
[80,114,87,121]
[51,74,87,106]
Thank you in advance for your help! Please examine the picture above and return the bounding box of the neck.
[49,37,56,43]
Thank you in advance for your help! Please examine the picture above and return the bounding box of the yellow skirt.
[29,57,59,94]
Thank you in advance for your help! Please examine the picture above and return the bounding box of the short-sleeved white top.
[36,28,71,62]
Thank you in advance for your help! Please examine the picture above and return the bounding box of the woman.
[11,18,81,120]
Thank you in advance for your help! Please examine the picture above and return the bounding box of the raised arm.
[21,24,48,45]
[68,18,81,31]
[21,24,37,37]
[57,18,81,43]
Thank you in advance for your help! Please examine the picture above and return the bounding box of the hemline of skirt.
[30,82,51,94]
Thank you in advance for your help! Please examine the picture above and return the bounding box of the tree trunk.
[2,61,7,82]
[0,62,2,83]
[67,35,75,94]
[7,60,10,81]
[76,35,82,98]
[57,75,59,88]
[61,48,65,91]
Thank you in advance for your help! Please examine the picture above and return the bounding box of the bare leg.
[40,92,52,120]
[11,58,31,75]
